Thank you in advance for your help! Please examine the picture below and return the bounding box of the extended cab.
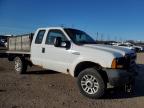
[7,27,138,98]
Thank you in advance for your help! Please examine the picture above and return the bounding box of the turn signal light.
[111,59,117,69]
[111,59,124,69]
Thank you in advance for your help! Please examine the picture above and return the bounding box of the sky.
[0,0,144,41]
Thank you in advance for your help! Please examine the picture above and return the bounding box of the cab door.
[42,29,74,73]
[31,29,46,66]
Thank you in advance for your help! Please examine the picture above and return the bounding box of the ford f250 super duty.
[6,27,138,98]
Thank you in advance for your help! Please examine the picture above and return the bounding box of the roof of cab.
[37,27,65,30]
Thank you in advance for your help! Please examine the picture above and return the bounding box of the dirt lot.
[0,53,144,108]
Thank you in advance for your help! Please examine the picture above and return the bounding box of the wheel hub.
[81,75,99,94]
[15,60,21,72]
[86,80,94,88]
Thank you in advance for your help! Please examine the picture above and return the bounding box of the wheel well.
[8,54,30,61]
[8,54,16,61]
[74,61,108,83]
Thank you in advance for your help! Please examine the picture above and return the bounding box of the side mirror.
[65,41,71,49]
[54,37,71,49]
[54,37,62,47]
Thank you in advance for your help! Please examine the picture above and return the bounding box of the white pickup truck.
[7,27,138,99]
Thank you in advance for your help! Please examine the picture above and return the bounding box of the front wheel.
[77,68,106,99]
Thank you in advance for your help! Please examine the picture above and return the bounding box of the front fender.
[69,56,103,77]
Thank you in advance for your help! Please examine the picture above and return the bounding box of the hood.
[83,44,134,56]
[72,44,136,68]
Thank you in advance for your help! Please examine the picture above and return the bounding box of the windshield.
[64,28,96,45]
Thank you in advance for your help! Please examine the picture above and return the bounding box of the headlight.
[111,57,125,69]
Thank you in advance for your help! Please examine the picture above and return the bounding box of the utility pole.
[115,36,117,42]
[107,35,110,41]
[101,34,103,41]
[96,32,98,41]
[119,37,122,42]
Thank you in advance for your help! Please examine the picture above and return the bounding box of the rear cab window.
[35,30,46,44]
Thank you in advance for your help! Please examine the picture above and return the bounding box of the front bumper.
[104,65,138,87]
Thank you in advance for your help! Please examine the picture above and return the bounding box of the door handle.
[42,48,45,53]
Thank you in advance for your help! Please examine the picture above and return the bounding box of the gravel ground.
[0,53,144,108]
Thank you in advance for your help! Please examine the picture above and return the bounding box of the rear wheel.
[77,68,106,99]
[14,57,27,74]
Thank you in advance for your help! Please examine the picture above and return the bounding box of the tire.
[14,57,27,74]
[77,68,105,99]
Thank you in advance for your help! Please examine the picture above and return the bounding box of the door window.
[45,30,67,45]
